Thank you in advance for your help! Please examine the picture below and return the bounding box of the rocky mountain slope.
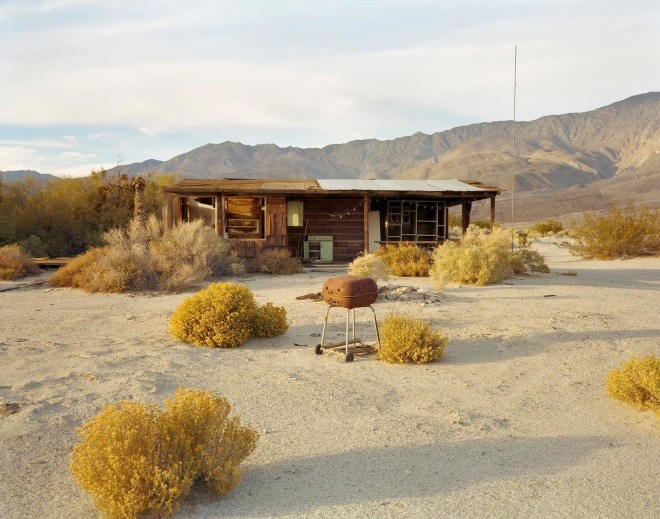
[7,93,659,222]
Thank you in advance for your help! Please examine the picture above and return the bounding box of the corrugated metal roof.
[317,179,486,192]
[164,177,501,195]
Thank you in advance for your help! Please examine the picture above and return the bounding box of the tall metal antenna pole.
[511,45,517,251]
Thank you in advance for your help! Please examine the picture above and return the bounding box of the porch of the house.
[164,191,497,263]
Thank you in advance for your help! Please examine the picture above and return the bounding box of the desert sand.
[1,239,658,519]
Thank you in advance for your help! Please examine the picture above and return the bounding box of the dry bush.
[375,243,433,277]
[605,355,660,416]
[169,282,258,348]
[570,204,660,259]
[251,303,288,338]
[348,252,390,281]
[430,228,514,287]
[50,245,151,293]
[511,247,550,274]
[0,244,39,280]
[377,313,447,364]
[532,219,564,235]
[70,388,258,519]
[251,249,303,275]
[50,219,244,293]
[151,219,244,291]
[50,248,104,288]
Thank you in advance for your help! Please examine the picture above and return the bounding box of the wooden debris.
[296,292,323,301]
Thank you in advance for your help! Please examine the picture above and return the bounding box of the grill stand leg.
[368,305,381,349]
[316,305,378,362]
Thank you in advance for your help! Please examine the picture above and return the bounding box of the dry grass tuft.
[70,388,258,519]
[377,313,448,364]
[348,252,390,281]
[0,244,39,280]
[570,204,659,259]
[251,249,303,275]
[375,243,433,277]
[605,355,660,416]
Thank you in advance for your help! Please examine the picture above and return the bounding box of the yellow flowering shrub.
[251,303,288,338]
[375,243,433,277]
[169,282,257,348]
[70,388,258,519]
[377,313,448,364]
[605,355,660,416]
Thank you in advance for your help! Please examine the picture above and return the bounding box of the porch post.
[461,201,472,234]
[363,194,370,252]
[490,195,496,230]
[215,193,224,236]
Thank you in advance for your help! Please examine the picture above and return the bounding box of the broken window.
[225,197,265,238]
[182,196,215,227]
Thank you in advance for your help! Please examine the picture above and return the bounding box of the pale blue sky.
[1,0,658,176]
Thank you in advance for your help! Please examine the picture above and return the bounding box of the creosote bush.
[511,247,550,274]
[251,302,288,338]
[605,355,660,416]
[70,388,258,519]
[0,244,40,280]
[532,219,564,235]
[430,228,514,287]
[251,249,303,275]
[169,282,288,347]
[377,313,448,364]
[375,243,433,277]
[50,219,245,293]
[347,252,390,281]
[570,204,659,259]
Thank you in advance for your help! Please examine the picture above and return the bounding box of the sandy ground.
[1,239,658,519]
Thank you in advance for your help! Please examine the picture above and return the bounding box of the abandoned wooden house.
[163,178,501,262]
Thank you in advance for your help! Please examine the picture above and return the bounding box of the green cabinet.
[304,235,333,262]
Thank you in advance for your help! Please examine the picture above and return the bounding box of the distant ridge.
[0,170,58,183]
[8,92,660,222]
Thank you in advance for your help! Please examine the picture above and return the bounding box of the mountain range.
[3,92,659,223]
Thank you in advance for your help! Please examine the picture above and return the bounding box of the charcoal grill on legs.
[315,276,381,362]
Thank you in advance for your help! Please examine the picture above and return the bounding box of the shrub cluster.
[70,388,258,519]
[0,171,175,257]
[605,355,660,416]
[347,252,390,281]
[430,228,549,288]
[377,313,448,364]
[169,282,288,347]
[570,204,659,259]
[511,247,550,274]
[375,243,433,277]
[251,303,289,338]
[0,244,40,280]
[430,228,514,287]
[532,219,564,235]
[50,219,244,293]
[250,249,303,275]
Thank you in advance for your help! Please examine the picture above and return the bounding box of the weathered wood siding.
[287,196,365,262]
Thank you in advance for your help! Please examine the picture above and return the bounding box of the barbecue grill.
[315,276,381,362]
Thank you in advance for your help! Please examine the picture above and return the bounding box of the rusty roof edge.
[164,178,502,194]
